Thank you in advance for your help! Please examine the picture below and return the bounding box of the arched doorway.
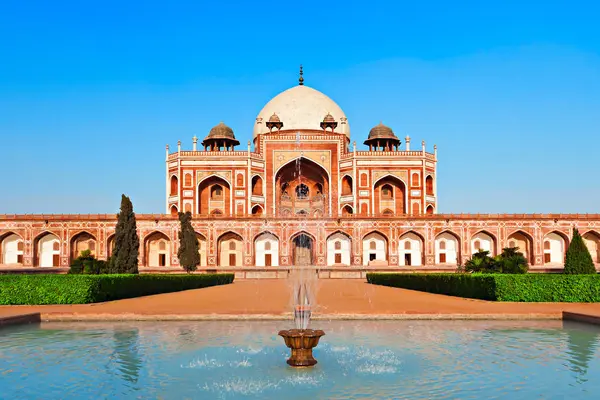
[543,232,567,265]
[435,231,460,265]
[70,232,97,264]
[34,232,61,267]
[1,233,24,265]
[327,232,351,266]
[506,230,534,265]
[341,175,353,196]
[275,158,329,217]
[399,232,424,266]
[255,232,279,267]
[218,232,243,267]
[198,176,231,216]
[374,176,406,215]
[251,175,263,196]
[291,233,314,266]
[362,231,388,266]
[471,231,496,256]
[145,232,170,267]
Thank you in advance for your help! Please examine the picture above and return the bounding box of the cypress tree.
[110,194,140,274]
[177,211,200,273]
[564,228,596,274]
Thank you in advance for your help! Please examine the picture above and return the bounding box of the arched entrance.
[255,232,279,267]
[1,233,24,265]
[506,230,534,265]
[145,231,171,267]
[291,233,314,266]
[275,157,329,217]
[471,231,496,256]
[34,232,61,267]
[70,231,97,264]
[399,231,424,266]
[435,231,460,265]
[217,232,243,267]
[198,176,231,216]
[374,175,407,215]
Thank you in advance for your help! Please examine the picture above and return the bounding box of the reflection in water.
[110,328,142,384]
[1,320,600,399]
[564,323,600,383]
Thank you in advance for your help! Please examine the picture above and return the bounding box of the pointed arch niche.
[198,176,231,216]
[471,231,496,256]
[506,230,534,265]
[435,231,460,265]
[254,232,279,267]
[374,176,406,216]
[0,233,24,265]
[34,232,61,267]
[70,231,97,264]
[218,232,243,267]
[327,232,351,266]
[341,175,353,196]
[251,175,263,196]
[399,232,424,266]
[145,232,171,267]
[275,157,329,217]
[362,232,388,266]
[543,231,568,265]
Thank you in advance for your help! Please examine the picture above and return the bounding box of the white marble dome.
[253,85,350,139]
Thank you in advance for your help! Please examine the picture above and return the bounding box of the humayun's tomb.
[1,69,600,277]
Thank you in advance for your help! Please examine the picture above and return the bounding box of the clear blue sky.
[1,0,599,214]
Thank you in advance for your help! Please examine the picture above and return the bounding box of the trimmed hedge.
[0,273,234,305]
[367,273,600,302]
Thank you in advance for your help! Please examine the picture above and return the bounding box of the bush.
[564,228,596,274]
[69,250,108,275]
[0,273,234,305]
[462,247,528,274]
[367,273,600,302]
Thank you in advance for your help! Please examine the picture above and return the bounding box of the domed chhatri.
[364,122,401,151]
[207,122,237,140]
[202,122,240,151]
[320,113,338,131]
[266,113,284,132]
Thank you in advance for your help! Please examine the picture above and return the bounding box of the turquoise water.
[1,320,599,399]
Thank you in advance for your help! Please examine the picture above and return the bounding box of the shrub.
[367,273,600,302]
[464,250,499,273]
[462,247,528,274]
[0,273,234,305]
[495,247,529,274]
[69,250,108,275]
[564,228,596,274]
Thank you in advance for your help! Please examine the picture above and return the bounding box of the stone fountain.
[279,272,325,367]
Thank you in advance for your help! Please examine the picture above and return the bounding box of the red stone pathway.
[2,280,600,320]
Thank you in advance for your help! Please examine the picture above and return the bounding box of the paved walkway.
[2,280,600,320]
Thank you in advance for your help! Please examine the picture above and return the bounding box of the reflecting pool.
[1,320,600,399]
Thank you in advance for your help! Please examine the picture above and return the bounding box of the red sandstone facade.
[1,75,599,275]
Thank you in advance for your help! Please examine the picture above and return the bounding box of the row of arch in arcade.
[3,229,600,267]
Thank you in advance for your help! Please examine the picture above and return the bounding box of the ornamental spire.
[299,64,304,86]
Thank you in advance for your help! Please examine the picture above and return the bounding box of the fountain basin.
[278,328,325,367]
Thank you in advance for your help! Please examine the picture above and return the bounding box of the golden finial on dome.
[299,64,304,86]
